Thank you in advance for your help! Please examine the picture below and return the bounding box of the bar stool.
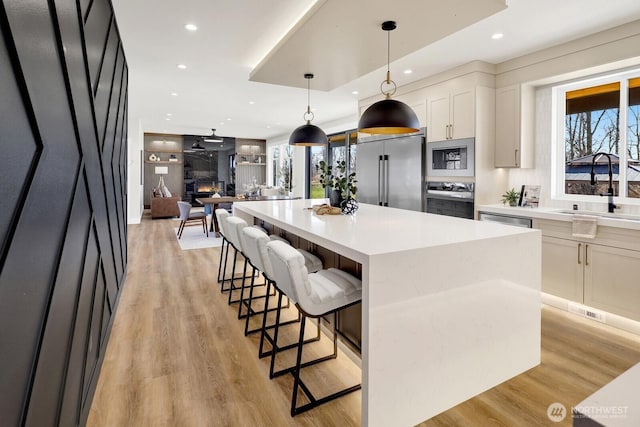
[241,227,322,339]
[266,240,362,416]
[223,216,252,307]
[215,209,230,286]
[223,216,287,310]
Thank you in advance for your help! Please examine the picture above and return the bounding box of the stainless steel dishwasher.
[478,211,532,228]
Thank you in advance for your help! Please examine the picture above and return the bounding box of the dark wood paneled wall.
[0,0,128,425]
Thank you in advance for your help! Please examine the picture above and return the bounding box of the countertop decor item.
[501,188,521,206]
[358,21,420,135]
[341,198,359,215]
[289,73,328,146]
[319,159,357,207]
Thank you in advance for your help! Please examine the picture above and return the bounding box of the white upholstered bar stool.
[266,240,362,416]
[241,227,322,339]
[223,216,252,307]
[215,208,231,287]
[224,216,288,311]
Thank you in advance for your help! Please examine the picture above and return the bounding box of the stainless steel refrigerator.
[355,131,424,211]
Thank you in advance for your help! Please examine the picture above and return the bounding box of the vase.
[329,189,343,207]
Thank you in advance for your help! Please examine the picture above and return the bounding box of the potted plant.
[319,160,357,207]
[501,188,521,207]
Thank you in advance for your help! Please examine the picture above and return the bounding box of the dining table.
[196,195,299,236]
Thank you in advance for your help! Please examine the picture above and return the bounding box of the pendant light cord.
[307,77,311,116]
[386,30,390,84]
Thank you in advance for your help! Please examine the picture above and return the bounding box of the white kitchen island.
[234,199,541,426]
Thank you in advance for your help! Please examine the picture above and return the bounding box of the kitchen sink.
[557,210,640,221]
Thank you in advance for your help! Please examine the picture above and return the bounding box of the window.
[308,145,327,199]
[305,131,358,199]
[556,71,640,200]
[278,144,293,192]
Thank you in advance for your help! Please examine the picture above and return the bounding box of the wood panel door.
[0,0,127,425]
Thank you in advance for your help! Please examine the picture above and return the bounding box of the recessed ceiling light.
[184,23,198,31]
[249,101,255,105]
[171,92,178,96]
[166,113,172,116]
[352,90,359,95]
[177,64,187,69]
[226,118,232,121]
[403,69,413,74]
[492,33,504,40]
[220,122,225,125]
[165,118,171,121]
[266,125,271,129]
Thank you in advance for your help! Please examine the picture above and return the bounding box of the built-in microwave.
[426,137,475,177]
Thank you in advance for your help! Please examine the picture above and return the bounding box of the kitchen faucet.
[589,152,617,213]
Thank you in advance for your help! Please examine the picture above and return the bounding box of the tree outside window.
[562,76,640,199]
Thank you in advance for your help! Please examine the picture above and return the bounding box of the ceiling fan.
[203,128,223,143]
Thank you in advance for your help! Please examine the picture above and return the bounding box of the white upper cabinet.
[426,86,475,142]
[495,84,534,168]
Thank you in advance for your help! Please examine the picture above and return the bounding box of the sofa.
[150,193,180,218]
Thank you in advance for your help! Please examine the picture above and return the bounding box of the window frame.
[552,69,638,203]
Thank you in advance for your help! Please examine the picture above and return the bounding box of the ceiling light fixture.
[289,73,328,146]
[203,128,223,142]
[492,32,504,40]
[404,69,413,74]
[185,23,198,31]
[171,92,178,96]
[352,90,359,95]
[177,64,187,69]
[192,138,205,150]
[358,21,419,135]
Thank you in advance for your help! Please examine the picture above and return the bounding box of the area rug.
[174,225,223,250]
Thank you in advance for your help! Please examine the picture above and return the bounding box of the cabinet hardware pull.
[450,124,453,139]
[378,155,383,205]
[515,148,519,166]
[577,243,582,264]
[585,244,589,266]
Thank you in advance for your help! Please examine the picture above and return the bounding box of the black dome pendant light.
[358,21,420,135]
[289,73,328,146]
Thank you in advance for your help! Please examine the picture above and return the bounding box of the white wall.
[498,20,640,215]
[127,118,144,224]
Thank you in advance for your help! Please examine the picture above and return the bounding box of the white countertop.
[234,198,541,427]
[235,199,537,262]
[574,362,640,426]
[478,204,640,230]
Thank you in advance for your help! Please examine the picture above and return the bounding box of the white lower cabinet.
[585,244,640,322]
[542,235,640,321]
[541,236,583,302]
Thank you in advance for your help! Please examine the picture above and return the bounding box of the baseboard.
[542,293,640,336]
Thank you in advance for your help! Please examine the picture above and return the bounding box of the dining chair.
[176,201,208,239]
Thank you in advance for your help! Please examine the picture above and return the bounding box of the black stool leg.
[228,255,248,305]
[217,238,227,283]
[220,244,234,292]
[291,315,307,416]
[258,280,273,358]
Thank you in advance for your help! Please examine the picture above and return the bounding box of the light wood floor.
[87,215,640,427]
